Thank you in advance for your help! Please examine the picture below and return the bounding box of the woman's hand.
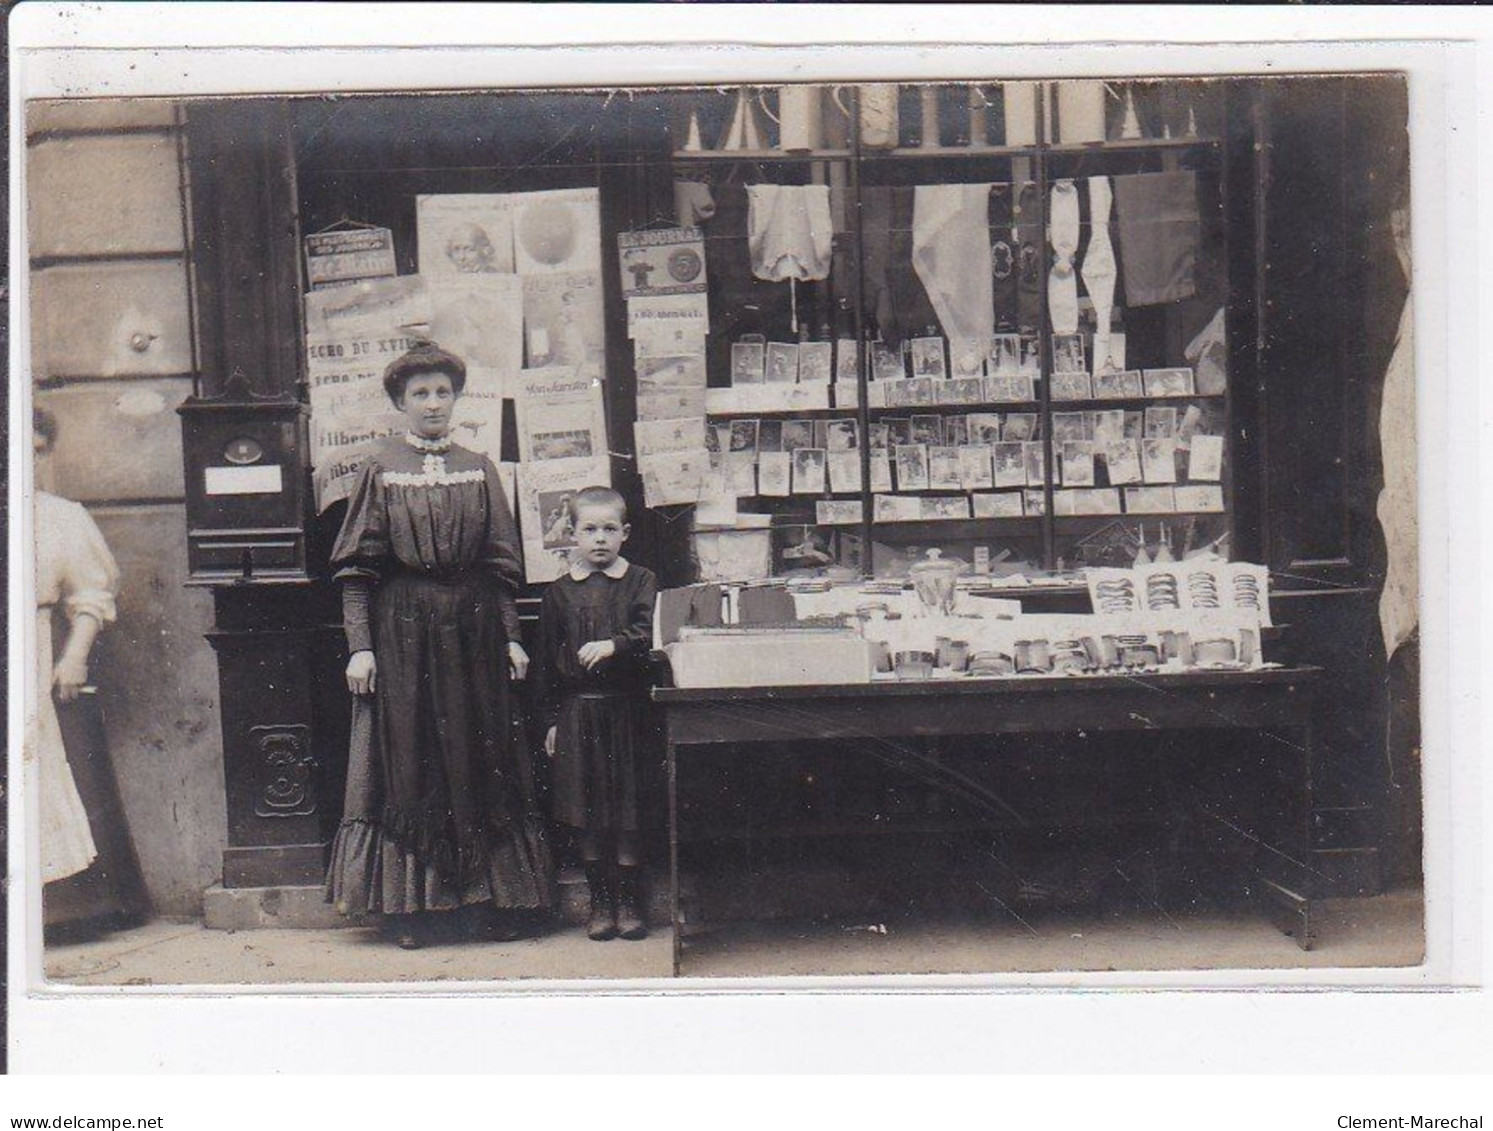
[508,641,530,681]
[577,640,617,670]
[52,654,89,702]
[346,650,377,696]
[544,725,557,758]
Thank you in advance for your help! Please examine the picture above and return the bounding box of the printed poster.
[514,368,610,465]
[417,194,517,277]
[511,188,602,275]
[617,227,707,298]
[522,271,606,372]
[516,457,611,584]
[304,227,397,291]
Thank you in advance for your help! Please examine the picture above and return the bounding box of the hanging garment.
[911,183,996,347]
[673,179,717,228]
[1047,179,1081,336]
[1185,306,1229,395]
[1013,180,1044,334]
[746,183,834,282]
[989,184,1018,331]
[1114,170,1199,306]
[1082,177,1119,370]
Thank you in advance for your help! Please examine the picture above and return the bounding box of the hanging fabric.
[1377,209,1416,659]
[988,184,1018,331]
[673,179,717,227]
[1047,179,1081,336]
[1185,306,1228,395]
[1114,170,1199,306]
[1013,180,1044,335]
[911,183,995,347]
[746,184,834,282]
[1082,176,1118,370]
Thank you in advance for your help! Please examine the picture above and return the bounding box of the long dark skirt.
[551,691,643,835]
[325,573,552,916]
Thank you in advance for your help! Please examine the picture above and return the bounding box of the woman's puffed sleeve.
[331,458,387,653]
[610,568,657,661]
[61,502,119,626]
[482,458,525,639]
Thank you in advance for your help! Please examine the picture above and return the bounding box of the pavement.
[41,888,1424,988]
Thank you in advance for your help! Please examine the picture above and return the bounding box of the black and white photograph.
[10,9,1482,1091]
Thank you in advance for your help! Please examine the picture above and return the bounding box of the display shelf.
[1051,394,1227,410]
[671,148,852,162]
[1044,137,1221,155]
[867,401,1042,414]
[705,405,852,421]
[865,517,1044,538]
[863,144,1040,160]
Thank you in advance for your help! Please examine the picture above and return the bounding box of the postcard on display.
[950,338,987,378]
[1125,486,1178,514]
[731,342,766,385]
[821,418,860,452]
[895,444,930,491]
[834,380,860,409]
[959,445,994,490]
[766,342,801,383]
[928,446,962,490]
[1073,488,1123,516]
[1053,490,1078,517]
[992,442,1027,488]
[617,227,706,298]
[966,413,1002,445]
[827,450,863,494]
[910,415,944,446]
[417,194,516,277]
[885,418,913,448]
[1094,368,1144,399]
[1023,489,1048,516]
[798,341,833,383]
[640,448,711,509]
[511,187,603,275]
[726,451,759,497]
[1052,333,1086,375]
[988,334,1022,375]
[1102,439,1144,485]
[629,291,709,341]
[921,496,971,520]
[1092,331,1127,376]
[1092,409,1127,445]
[1052,412,1089,443]
[986,373,1036,404]
[1174,485,1226,513]
[872,342,906,382]
[634,416,705,457]
[704,423,728,454]
[1188,434,1225,481]
[522,272,606,371]
[944,415,969,446]
[974,491,1025,519]
[835,340,860,384]
[880,380,910,408]
[1144,406,1179,438]
[868,422,891,451]
[1002,413,1038,442]
[633,321,706,360]
[907,377,937,406]
[1061,441,1097,487]
[1124,410,1146,439]
[1020,335,1043,374]
[909,336,947,380]
[1143,367,1197,398]
[1023,441,1048,486]
[757,451,792,497]
[1142,438,1180,484]
[515,368,609,464]
[636,385,706,422]
[637,354,707,390]
[873,495,921,523]
[869,453,894,493]
[817,499,864,526]
[757,419,785,453]
[780,419,815,452]
[863,381,887,408]
[792,448,828,494]
[305,226,397,291]
[941,376,986,406]
[1051,370,1093,402]
[517,456,611,583]
[727,419,760,455]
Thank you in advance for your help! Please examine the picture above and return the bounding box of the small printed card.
[1023,441,1048,486]
[1051,370,1093,402]
[1124,486,1178,514]
[765,342,800,383]
[781,419,815,452]
[872,342,905,382]
[967,413,1003,444]
[827,450,863,493]
[992,442,1027,487]
[1094,368,1144,399]
[910,414,944,446]
[1174,484,1225,512]
[1052,412,1089,442]
[731,342,766,385]
[1187,434,1224,481]
[798,341,833,383]
[973,491,1025,518]
[835,340,860,384]
[727,419,760,454]
[1144,406,1178,438]
[817,499,863,525]
[1142,367,1196,397]
[920,496,971,520]
[928,446,962,490]
[1101,439,1144,485]
[959,444,994,490]
[757,451,791,497]
[1060,441,1097,487]
[988,334,1023,375]
[895,444,930,491]
[791,447,827,494]
[1002,412,1038,442]
[869,453,894,493]
[910,336,948,380]
[1141,437,1179,484]
[1052,333,1086,374]
[985,373,1036,404]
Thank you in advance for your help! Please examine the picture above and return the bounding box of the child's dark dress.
[535,561,657,834]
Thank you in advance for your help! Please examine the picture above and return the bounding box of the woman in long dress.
[32,409,120,886]
[323,343,552,948]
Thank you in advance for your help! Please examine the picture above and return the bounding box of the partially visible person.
[534,487,658,941]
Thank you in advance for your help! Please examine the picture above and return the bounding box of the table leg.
[668,737,681,977]
[1255,720,1316,951]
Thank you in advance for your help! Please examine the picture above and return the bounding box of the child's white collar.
[569,556,630,582]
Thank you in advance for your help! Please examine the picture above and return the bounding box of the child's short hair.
[568,485,628,523]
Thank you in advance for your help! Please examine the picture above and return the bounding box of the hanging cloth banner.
[1114,171,1199,306]
[1047,179,1081,336]
[911,183,996,348]
[1082,176,1119,371]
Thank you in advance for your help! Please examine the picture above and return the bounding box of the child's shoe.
[585,864,617,941]
[615,867,648,941]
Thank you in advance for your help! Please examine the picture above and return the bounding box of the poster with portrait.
[417,194,517,277]
[511,187,603,275]
[516,456,611,583]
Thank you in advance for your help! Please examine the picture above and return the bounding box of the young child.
[535,486,658,941]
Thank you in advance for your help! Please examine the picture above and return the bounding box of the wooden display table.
[654,666,1321,976]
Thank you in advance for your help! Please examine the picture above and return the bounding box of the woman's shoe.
[585,864,617,941]
[615,867,648,941]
